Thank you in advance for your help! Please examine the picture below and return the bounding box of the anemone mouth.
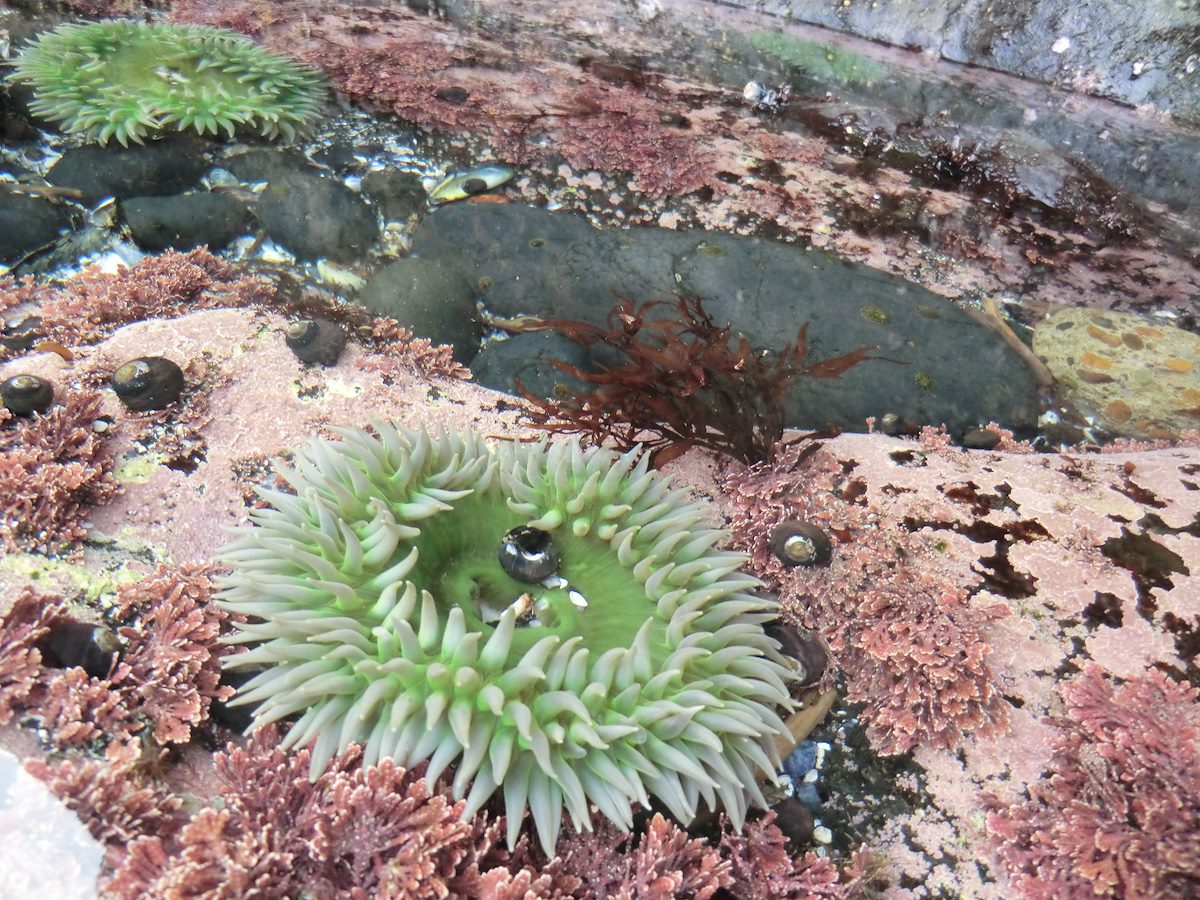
[218,424,796,854]
[9,20,325,145]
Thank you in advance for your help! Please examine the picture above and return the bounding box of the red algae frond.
[518,294,875,465]
[985,665,1200,899]
[0,389,119,554]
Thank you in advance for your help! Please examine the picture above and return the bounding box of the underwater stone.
[46,137,211,205]
[1,374,54,416]
[120,192,249,253]
[1033,307,1200,440]
[961,426,1002,450]
[0,193,72,264]
[111,356,184,412]
[355,257,480,364]
[794,780,823,814]
[783,740,819,785]
[254,168,379,263]
[412,203,1040,434]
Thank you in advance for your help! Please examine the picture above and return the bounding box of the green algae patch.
[748,31,889,88]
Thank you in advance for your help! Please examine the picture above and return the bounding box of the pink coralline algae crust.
[170,1,721,197]
[0,390,120,555]
[4,307,513,565]
[722,439,1011,756]
[26,729,868,900]
[24,756,188,873]
[985,665,1200,900]
[0,565,232,764]
[711,429,1199,895]
[0,248,465,381]
[0,249,273,357]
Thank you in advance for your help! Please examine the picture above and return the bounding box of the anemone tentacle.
[218,423,796,854]
[9,21,325,146]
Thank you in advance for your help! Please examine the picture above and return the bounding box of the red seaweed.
[517,294,877,464]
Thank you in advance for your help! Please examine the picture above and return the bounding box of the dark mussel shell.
[764,618,828,687]
[1,373,54,416]
[498,525,560,583]
[769,520,833,567]
[111,356,184,412]
[285,318,346,367]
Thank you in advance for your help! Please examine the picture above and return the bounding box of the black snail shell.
[764,619,828,688]
[1,374,54,416]
[285,319,346,367]
[111,356,184,412]
[960,426,1002,450]
[40,617,121,679]
[498,525,560,583]
[769,520,833,568]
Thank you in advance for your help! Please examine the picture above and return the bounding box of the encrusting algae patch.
[1033,308,1200,439]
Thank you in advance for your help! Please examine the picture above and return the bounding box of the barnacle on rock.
[218,424,796,854]
[9,21,325,146]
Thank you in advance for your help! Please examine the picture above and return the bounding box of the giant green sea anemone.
[9,20,325,146]
[218,425,796,853]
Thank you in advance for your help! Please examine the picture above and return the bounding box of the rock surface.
[717,0,1200,123]
[414,202,1042,435]
[1,305,1196,897]
[1034,307,1200,439]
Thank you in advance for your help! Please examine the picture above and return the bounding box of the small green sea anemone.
[218,425,796,853]
[9,20,325,145]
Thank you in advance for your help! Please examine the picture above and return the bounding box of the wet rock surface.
[0,191,71,263]
[354,257,480,364]
[719,0,1200,124]
[413,202,1041,434]
[252,167,379,262]
[360,169,428,222]
[46,137,212,205]
[120,192,249,253]
[1034,307,1200,439]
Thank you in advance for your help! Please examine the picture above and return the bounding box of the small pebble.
[813,825,833,845]
[783,740,819,783]
[794,781,822,813]
[777,772,796,797]
[803,768,820,783]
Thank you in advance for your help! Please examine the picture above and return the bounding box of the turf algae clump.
[218,424,796,854]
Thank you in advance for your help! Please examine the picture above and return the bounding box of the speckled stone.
[1033,308,1200,439]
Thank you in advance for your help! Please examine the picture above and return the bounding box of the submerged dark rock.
[0,192,71,263]
[46,137,211,205]
[120,192,248,252]
[253,168,379,263]
[413,203,1041,434]
[354,257,480,363]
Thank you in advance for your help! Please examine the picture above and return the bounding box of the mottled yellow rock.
[1033,308,1200,439]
